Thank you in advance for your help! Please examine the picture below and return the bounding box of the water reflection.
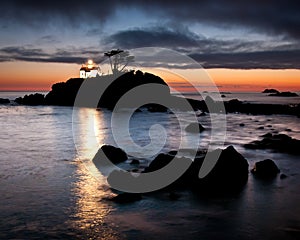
[70,161,121,240]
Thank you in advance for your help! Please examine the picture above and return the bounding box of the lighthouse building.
[80,60,98,78]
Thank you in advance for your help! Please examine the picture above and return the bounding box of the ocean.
[0,91,299,239]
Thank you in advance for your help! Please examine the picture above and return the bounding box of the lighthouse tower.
[80,60,98,78]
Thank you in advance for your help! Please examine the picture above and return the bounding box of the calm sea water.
[0,92,299,239]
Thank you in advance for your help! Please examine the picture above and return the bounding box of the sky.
[0,0,299,91]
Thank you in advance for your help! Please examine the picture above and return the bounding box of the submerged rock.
[110,193,142,203]
[251,159,280,179]
[185,123,205,133]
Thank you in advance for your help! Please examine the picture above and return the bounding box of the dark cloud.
[0,0,299,39]
[106,26,300,69]
[0,46,105,64]
[190,50,300,69]
[106,25,202,49]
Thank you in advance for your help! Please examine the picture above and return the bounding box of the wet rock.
[244,133,300,155]
[143,153,174,173]
[221,94,226,98]
[185,123,205,133]
[110,193,142,203]
[257,126,264,130]
[130,159,140,165]
[280,173,288,179]
[93,145,128,165]
[251,159,280,179]
[192,146,249,194]
[0,98,10,104]
[239,123,245,127]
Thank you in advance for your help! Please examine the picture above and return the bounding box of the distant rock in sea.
[268,91,298,97]
[244,133,300,155]
[262,89,279,94]
[0,98,10,104]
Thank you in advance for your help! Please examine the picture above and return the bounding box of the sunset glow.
[0,61,299,92]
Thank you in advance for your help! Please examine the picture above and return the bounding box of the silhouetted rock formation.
[251,159,280,179]
[143,146,248,195]
[45,78,84,106]
[244,133,300,155]
[93,145,128,166]
[15,93,45,105]
[0,98,10,104]
[185,122,205,133]
[262,89,279,94]
[268,91,298,97]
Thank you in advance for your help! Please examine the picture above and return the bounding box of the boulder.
[251,159,280,179]
[191,146,249,194]
[185,123,205,133]
[143,146,249,194]
[93,145,128,165]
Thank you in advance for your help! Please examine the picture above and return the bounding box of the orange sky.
[0,61,299,92]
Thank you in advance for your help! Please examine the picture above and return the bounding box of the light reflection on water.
[0,104,300,239]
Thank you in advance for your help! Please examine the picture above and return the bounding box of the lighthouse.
[80,60,98,78]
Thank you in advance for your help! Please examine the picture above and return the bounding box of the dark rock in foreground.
[110,193,142,203]
[251,159,280,179]
[0,98,10,104]
[185,122,205,133]
[93,145,128,166]
[244,133,300,155]
[143,146,249,195]
[268,91,298,97]
[262,89,279,94]
[191,146,249,194]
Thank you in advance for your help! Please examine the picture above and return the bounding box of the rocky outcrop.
[251,159,280,179]
[15,93,45,105]
[244,133,300,155]
[16,71,170,109]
